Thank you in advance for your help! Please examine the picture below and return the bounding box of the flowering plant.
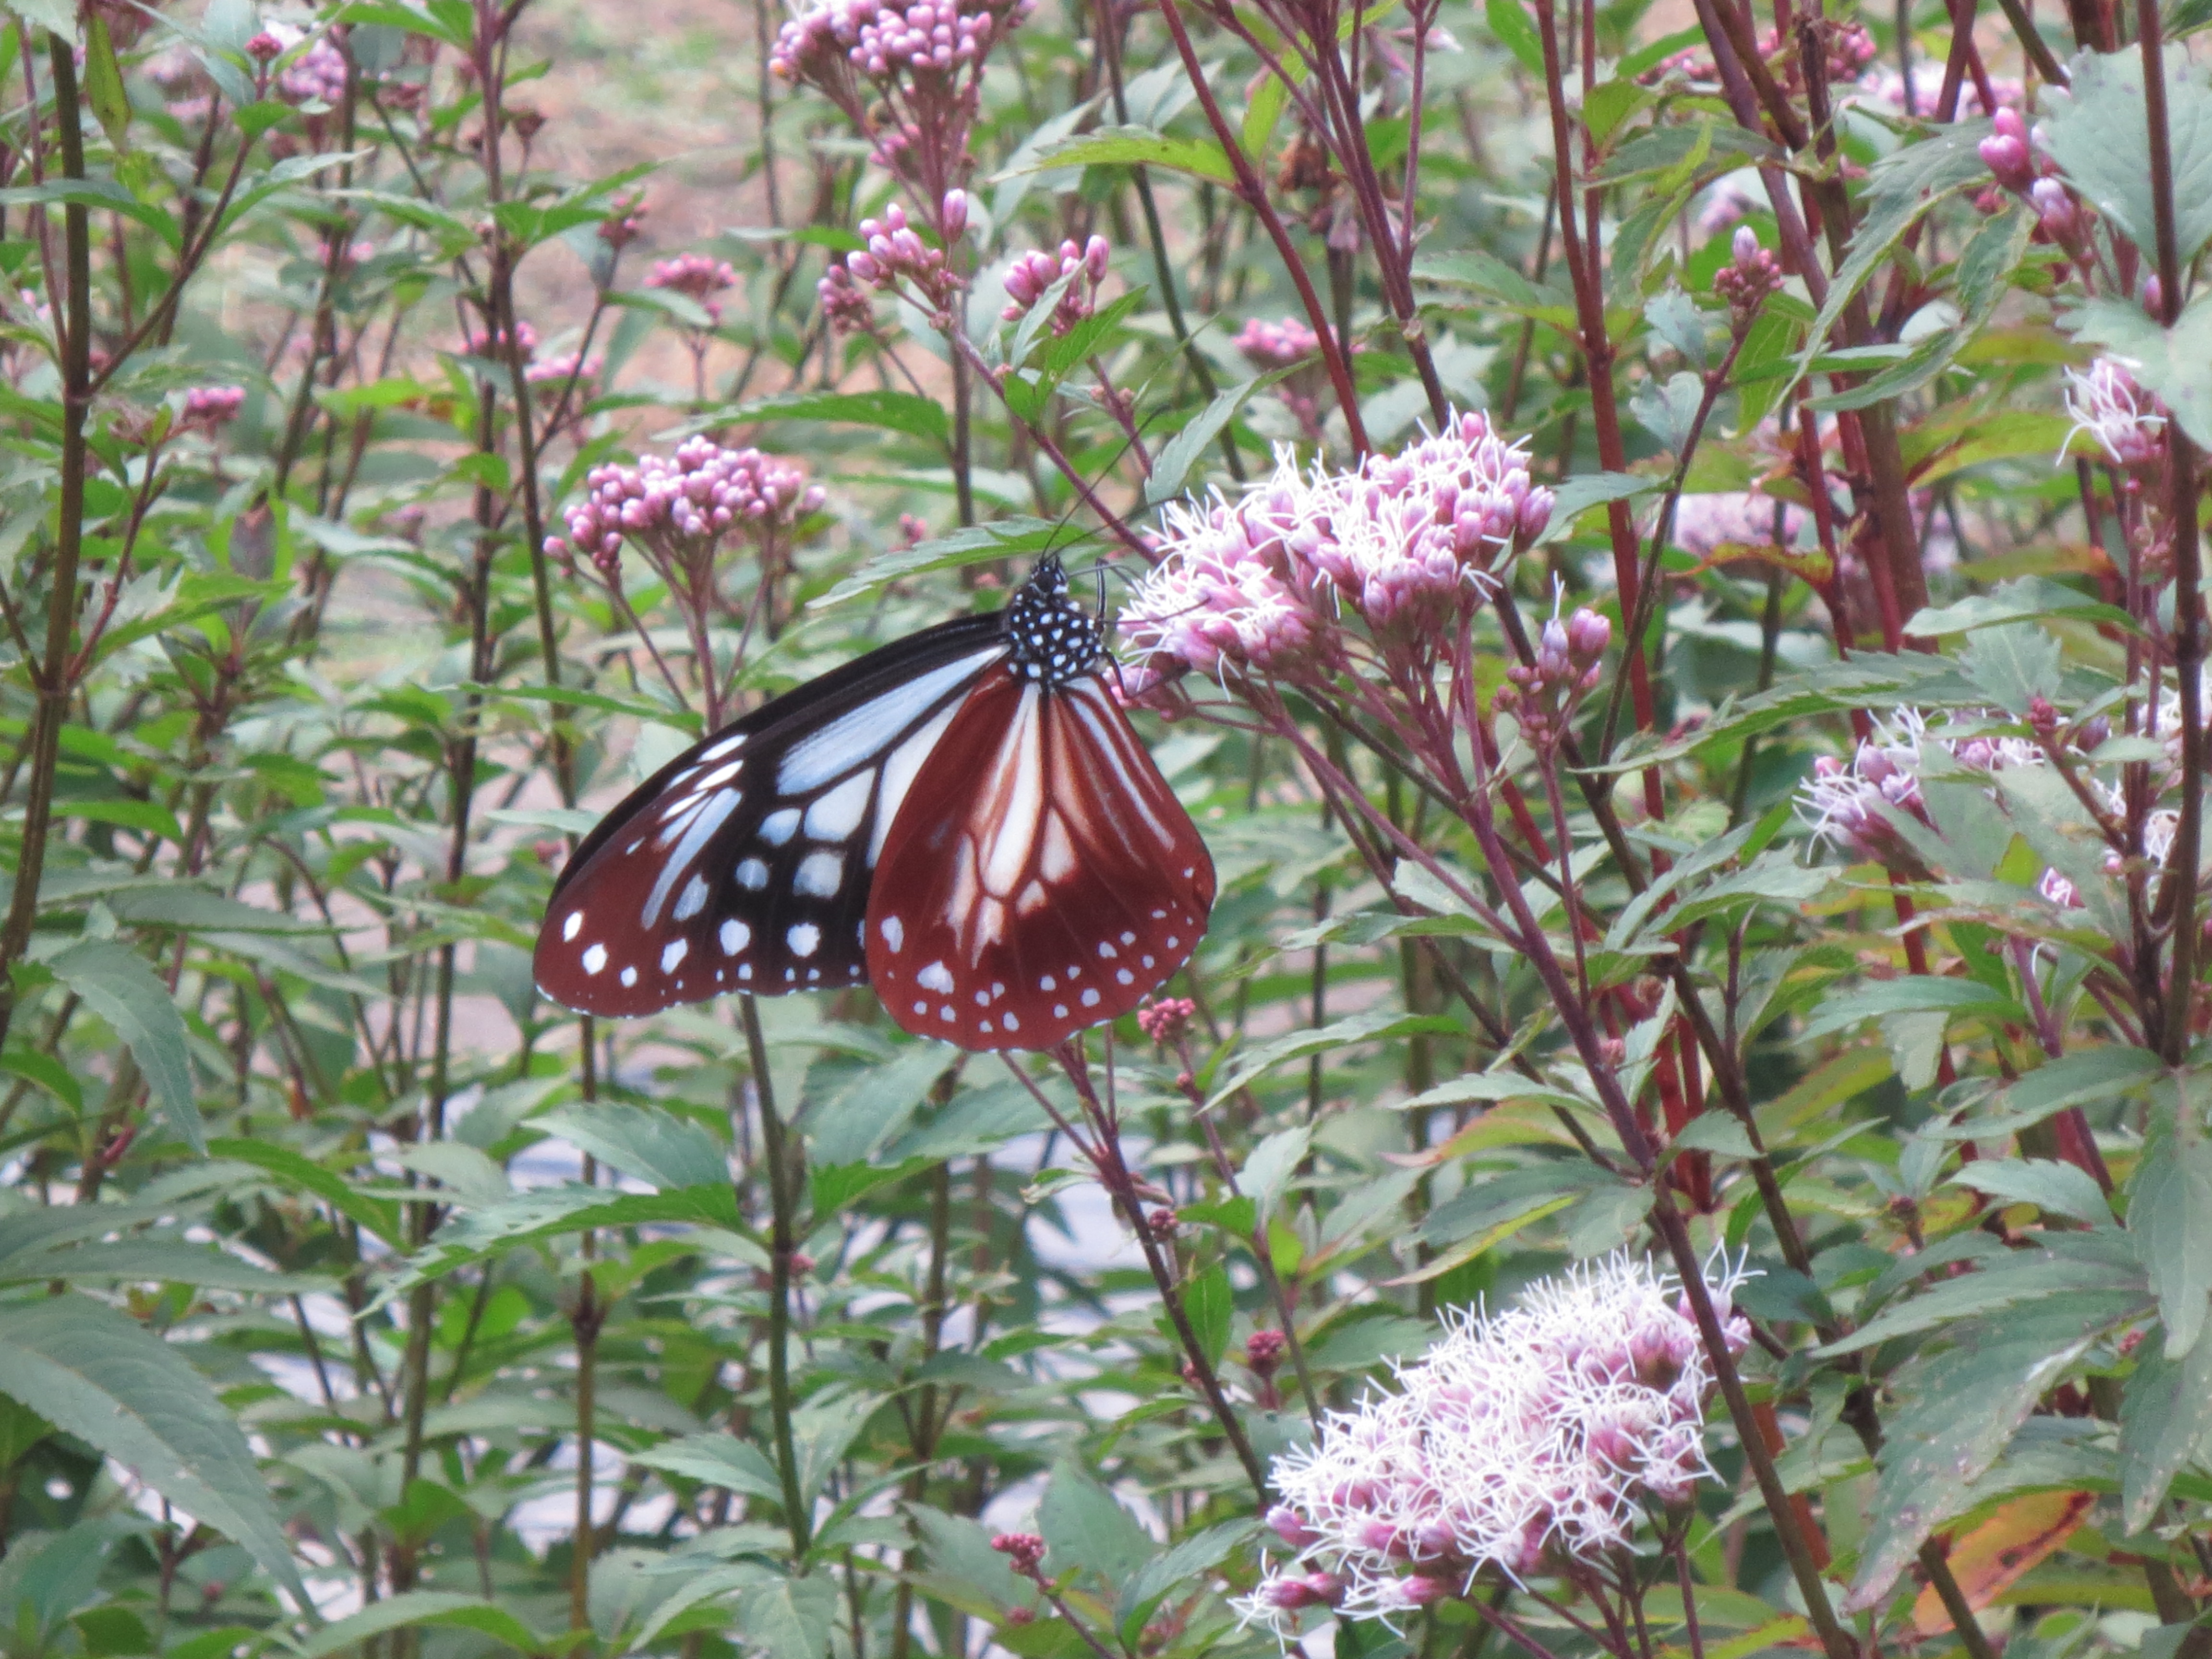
[2,0,2211,1656]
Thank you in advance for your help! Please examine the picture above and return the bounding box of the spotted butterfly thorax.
[532,555,1216,1052]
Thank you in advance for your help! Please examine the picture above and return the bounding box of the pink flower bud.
[1083,235,1110,280]
[1266,1504,1321,1549]
[1731,224,1761,267]
[940,189,968,240]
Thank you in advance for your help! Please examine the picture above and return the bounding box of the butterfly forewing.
[865,668,1216,1051]
[534,615,1010,1016]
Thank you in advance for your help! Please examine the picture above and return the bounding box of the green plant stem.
[0,35,92,1054]
[741,992,813,1563]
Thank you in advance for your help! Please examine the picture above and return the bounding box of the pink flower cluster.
[262,23,349,107]
[821,196,966,332]
[546,439,825,583]
[1798,708,2044,872]
[770,0,1032,201]
[1235,1254,1751,1638]
[461,319,538,361]
[1001,236,1109,335]
[647,254,738,326]
[1713,226,1783,319]
[1235,318,1327,439]
[526,352,603,392]
[1120,413,1551,678]
[2062,357,2167,468]
[179,385,245,433]
[1668,491,1805,559]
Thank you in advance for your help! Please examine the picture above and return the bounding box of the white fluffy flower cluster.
[1233,1254,1751,1641]
[1797,708,2044,871]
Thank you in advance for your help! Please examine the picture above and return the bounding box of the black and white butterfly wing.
[534,613,1012,1016]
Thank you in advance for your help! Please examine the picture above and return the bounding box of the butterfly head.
[1005,553,1104,687]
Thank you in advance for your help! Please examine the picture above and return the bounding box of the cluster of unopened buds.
[1001,236,1109,335]
[1497,608,1611,748]
[822,195,967,332]
[1119,412,1553,682]
[1234,1254,1750,1638]
[546,438,824,587]
[1976,111,2088,251]
[647,253,738,326]
[770,0,1034,192]
[1234,317,1327,437]
[1713,227,1783,322]
[1137,996,1195,1045]
[2062,356,2167,469]
[178,385,245,434]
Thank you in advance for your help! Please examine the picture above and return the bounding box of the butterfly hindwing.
[864,668,1216,1050]
[535,615,1011,1016]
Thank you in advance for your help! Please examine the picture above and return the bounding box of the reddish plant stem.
[1155,0,1372,455]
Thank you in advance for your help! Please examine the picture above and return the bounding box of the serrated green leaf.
[48,938,203,1155]
[538,1103,727,1192]
[2119,1329,2212,1530]
[2133,1137,2212,1356]
[0,1293,308,1606]
[2043,47,2212,267]
[1182,1261,1233,1367]
[1039,1460,1154,1589]
[1948,1158,2115,1225]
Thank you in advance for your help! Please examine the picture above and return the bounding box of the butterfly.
[533,554,1215,1052]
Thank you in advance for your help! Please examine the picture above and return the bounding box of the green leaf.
[47,938,203,1155]
[0,1293,308,1607]
[806,1045,959,1166]
[387,1184,742,1293]
[1849,1309,2116,1607]
[1822,1238,2147,1354]
[1798,974,2024,1041]
[628,1432,786,1503]
[811,517,1079,608]
[1118,1519,1256,1637]
[690,388,949,446]
[1039,1460,1154,1590]
[1183,1261,1233,1367]
[82,15,130,150]
[2061,292,2212,447]
[2132,1136,2212,1356]
[1948,1158,2115,1226]
[205,1140,403,1246]
[1144,371,1285,505]
[736,1573,840,1659]
[2043,47,2212,267]
[292,1590,546,1658]
[538,1103,727,1192]
[1000,124,1236,184]
[2,0,76,44]
[1205,1009,1462,1109]
[1535,471,1654,546]
[1237,1126,1311,1224]
[908,1503,1026,1610]
[1932,1046,2166,1140]
[1907,575,2139,637]
[1483,0,1544,72]
[2119,1329,2212,1531]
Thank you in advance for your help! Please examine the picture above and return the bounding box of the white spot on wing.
[582,943,608,975]
[621,966,639,987]
[563,912,583,941]
[1081,988,1100,1007]
[673,874,710,921]
[662,940,689,973]
[1002,1011,1019,1031]
[737,858,769,890]
[760,807,801,846]
[917,961,954,993]
[879,916,904,952]
[1116,968,1133,985]
[721,919,750,955]
[788,923,820,958]
[805,772,874,840]
[794,851,843,898]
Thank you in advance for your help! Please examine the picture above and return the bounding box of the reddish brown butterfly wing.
[864,666,1214,1051]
